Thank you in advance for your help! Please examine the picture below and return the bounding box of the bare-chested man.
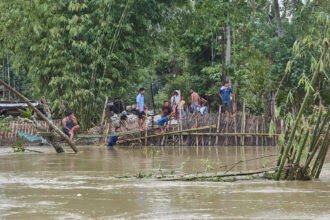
[190,88,200,113]
[62,111,80,140]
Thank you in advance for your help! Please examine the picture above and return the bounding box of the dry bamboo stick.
[179,133,280,136]
[160,168,276,181]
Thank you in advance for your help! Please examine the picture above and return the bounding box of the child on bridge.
[157,101,175,132]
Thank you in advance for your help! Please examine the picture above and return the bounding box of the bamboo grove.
[275,11,330,180]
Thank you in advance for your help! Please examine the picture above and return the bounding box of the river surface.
[0,145,330,219]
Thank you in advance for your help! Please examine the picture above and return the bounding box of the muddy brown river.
[0,145,330,219]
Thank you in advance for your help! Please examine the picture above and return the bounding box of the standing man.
[220,81,233,113]
[136,88,146,131]
[190,88,200,113]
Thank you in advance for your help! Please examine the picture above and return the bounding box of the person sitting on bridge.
[158,101,175,132]
[197,96,208,115]
[62,111,80,141]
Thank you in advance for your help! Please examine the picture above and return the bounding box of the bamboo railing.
[0,120,61,146]
[118,112,283,147]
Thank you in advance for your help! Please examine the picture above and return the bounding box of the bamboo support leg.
[225,114,229,146]
[215,106,221,145]
[256,118,259,146]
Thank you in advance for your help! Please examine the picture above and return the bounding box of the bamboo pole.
[195,116,199,147]
[103,120,110,144]
[225,112,229,145]
[234,112,238,145]
[240,100,246,146]
[215,106,221,145]
[261,115,265,146]
[311,115,330,178]
[0,79,77,153]
[160,168,276,181]
[294,130,310,166]
[305,124,330,175]
[314,137,330,178]
[307,111,329,160]
[276,123,291,167]
[256,118,259,145]
[289,128,304,163]
[100,96,108,126]
[178,118,181,146]
[144,115,148,146]
[308,109,323,155]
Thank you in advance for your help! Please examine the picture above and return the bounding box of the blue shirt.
[108,133,118,147]
[136,94,144,112]
[220,86,232,103]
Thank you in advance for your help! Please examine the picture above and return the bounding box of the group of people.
[61,81,233,146]
[158,90,186,132]
[135,80,233,133]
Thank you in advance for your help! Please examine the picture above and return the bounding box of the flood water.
[0,145,330,219]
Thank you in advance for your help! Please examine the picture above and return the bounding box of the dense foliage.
[0,0,329,129]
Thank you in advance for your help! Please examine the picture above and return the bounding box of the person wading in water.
[62,111,80,140]
[107,126,122,148]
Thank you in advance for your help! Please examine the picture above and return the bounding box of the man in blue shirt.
[107,127,121,148]
[136,88,146,131]
[220,81,233,113]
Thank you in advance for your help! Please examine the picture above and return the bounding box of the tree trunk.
[211,34,215,66]
[7,55,11,100]
[225,23,231,66]
[221,29,226,82]
[274,0,283,37]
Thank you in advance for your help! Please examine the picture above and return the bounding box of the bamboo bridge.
[116,111,282,147]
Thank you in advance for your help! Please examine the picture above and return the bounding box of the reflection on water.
[0,145,329,219]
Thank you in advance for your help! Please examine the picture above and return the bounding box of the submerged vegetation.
[11,137,25,153]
